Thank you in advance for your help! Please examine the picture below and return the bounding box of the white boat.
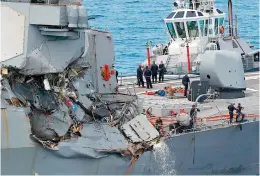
[142,0,259,74]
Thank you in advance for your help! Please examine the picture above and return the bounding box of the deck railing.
[173,0,215,11]
[166,61,200,75]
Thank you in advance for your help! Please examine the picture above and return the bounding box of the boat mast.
[228,0,233,37]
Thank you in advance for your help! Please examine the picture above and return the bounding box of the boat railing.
[171,119,257,136]
[166,61,200,75]
[221,24,239,39]
[173,0,214,11]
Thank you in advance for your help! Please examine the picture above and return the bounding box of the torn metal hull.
[2,107,259,175]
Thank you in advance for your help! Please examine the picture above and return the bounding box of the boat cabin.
[164,8,225,40]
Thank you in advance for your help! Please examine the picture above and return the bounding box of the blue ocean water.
[85,0,259,76]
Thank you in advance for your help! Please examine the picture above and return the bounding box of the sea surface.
[85,0,259,76]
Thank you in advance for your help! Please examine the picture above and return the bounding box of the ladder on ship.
[165,55,183,74]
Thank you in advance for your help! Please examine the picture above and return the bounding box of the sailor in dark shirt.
[150,61,158,83]
[236,103,245,122]
[143,66,153,89]
[159,61,166,82]
[182,73,190,97]
[228,103,236,123]
[190,105,200,128]
[112,64,119,83]
[137,65,145,88]
[116,70,118,83]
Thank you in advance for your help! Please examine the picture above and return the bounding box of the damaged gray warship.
[1,0,259,175]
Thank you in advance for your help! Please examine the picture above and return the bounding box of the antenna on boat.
[228,0,233,37]
[235,14,238,37]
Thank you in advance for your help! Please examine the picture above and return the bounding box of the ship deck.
[118,72,260,131]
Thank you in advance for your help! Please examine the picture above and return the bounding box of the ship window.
[186,11,196,18]
[205,19,209,36]
[216,9,223,14]
[254,53,259,62]
[219,17,224,26]
[166,22,177,38]
[187,21,199,38]
[199,20,204,36]
[175,22,186,38]
[174,11,185,18]
[209,29,213,34]
[209,19,213,35]
[166,12,176,19]
[198,12,204,16]
[214,18,219,35]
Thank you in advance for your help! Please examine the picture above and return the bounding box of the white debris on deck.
[121,114,159,143]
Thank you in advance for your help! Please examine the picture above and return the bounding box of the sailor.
[151,61,159,83]
[154,117,163,133]
[236,103,245,122]
[144,66,153,89]
[228,103,237,123]
[158,61,166,82]
[137,65,145,88]
[182,73,190,97]
[163,46,168,55]
[190,105,200,128]
[116,70,118,83]
[112,64,118,83]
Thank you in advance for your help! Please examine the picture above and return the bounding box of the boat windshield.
[205,19,209,36]
[166,22,177,38]
[175,22,186,39]
[187,21,199,38]
[219,17,224,26]
[199,20,204,36]
[209,19,213,35]
[214,18,219,35]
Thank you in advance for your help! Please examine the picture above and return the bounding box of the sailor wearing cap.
[228,103,236,123]
[137,64,145,88]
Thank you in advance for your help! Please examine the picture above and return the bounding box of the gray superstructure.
[1,0,259,175]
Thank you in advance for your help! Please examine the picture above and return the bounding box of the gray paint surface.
[2,119,259,175]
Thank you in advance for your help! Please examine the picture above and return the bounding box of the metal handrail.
[173,0,215,11]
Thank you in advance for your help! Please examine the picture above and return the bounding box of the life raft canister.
[101,64,111,81]
[219,26,224,34]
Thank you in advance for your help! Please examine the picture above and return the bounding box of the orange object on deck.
[165,87,177,96]
[180,109,188,114]
[178,89,184,93]
[144,91,156,95]
[170,110,178,116]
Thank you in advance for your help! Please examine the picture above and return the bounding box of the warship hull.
[2,117,259,175]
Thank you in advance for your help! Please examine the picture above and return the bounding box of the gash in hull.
[2,120,259,175]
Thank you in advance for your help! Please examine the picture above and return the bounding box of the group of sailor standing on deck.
[228,103,245,123]
[136,61,167,89]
